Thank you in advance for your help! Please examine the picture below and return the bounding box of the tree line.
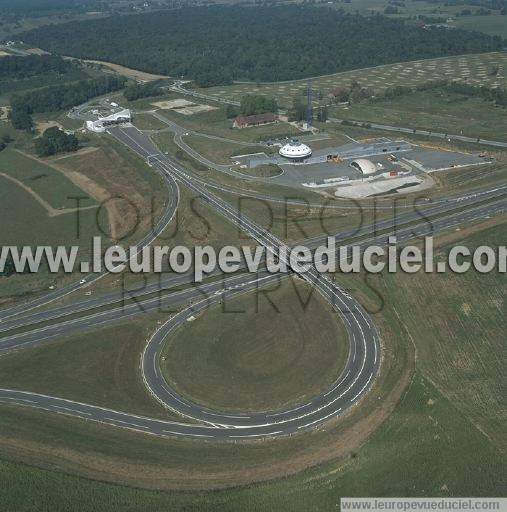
[378,79,507,106]
[17,5,505,87]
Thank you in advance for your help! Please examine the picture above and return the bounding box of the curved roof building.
[350,159,377,175]
[279,139,312,160]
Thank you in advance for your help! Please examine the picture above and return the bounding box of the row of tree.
[18,5,505,86]
[446,81,507,106]
[377,79,507,106]
[10,76,126,114]
[34,126,79,157]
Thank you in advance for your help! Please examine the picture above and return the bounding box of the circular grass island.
[160,277,350,414]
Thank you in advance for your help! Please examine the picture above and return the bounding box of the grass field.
[131,113,170,131]
[331,87,507,140]
[455,15,507,38]
[52,135,169,243]
[380,221,507,447]
[199,52,507,109]
[150,106,299,142]
[161,277,349,413]
[0,371,504,511]
[0,136,169,305]
[0,147,105,303]
[0,169,102,302]
[0,148,99,210]
[184,134,268,165]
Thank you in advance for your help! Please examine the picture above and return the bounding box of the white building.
[86,108,131,133]
[350,159,377,175]
[279,140,312,161]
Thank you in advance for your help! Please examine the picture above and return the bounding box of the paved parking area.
[232,138,492,191]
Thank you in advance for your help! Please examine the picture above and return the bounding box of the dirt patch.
[151,99,218,115]
[0,51,10,57]
[50,146,99,161]
[16,149,122,239]
[35,120,64,134]
[25,48,49,55]
[177,104,218,115]
[46,145,166,241]
[151,99,194,109]
[68,57,168,82]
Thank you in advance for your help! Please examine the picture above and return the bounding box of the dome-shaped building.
[279,139,312,161]
[350,159,377,175]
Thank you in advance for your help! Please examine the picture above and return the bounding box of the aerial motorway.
[0,125,505,440]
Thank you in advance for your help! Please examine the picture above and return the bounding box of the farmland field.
[199,52,507,108]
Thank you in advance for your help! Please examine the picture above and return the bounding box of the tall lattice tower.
[306,79,313,127]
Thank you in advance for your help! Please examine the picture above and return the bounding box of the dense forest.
[0,0,107,16]
[0,55,71,79]
[10,75,125,114]
[16,5,505,86]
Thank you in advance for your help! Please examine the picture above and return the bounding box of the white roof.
[350,159,377,175]
[279,140,312,159]
[99,108,131,123]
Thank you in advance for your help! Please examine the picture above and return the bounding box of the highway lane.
[329,118,507,149]
[0,271,281,354]
[0,181,501,335]
[0,196,504,339]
